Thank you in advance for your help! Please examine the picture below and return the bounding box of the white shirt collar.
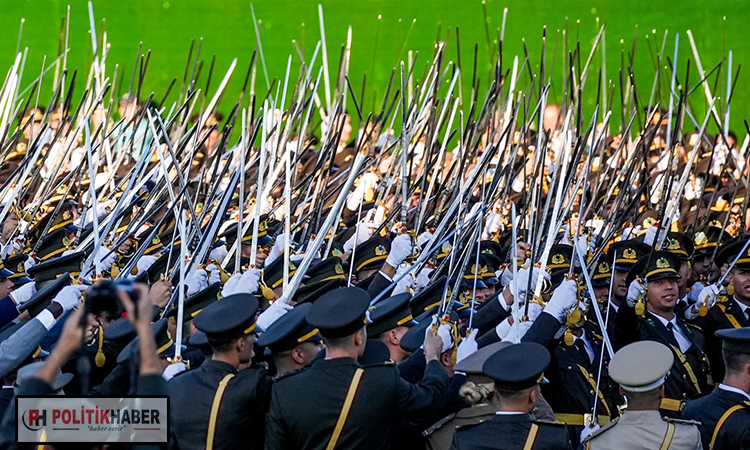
[718,384,750,402]
[732,297,750,315]
[495,411,526,416]
[650,311,678,328]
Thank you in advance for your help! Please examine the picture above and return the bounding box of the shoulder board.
[364,361,396,368]
[531,419,567,427]
[169,368,192,380]
[422,413,457,436]
[582,417,620,442]
[664,417,701,426]
[274,367,307,381]
[684,322,703,333]
[454,421,485,432]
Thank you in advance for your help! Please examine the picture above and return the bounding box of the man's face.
[0,278,14,298]
[240,334,256,364]
[676,261,690,294]
[612,270,629,299]
[593,285,610,304]
[297,341,325,365]
[693,255,713,278]
[646,278,679,315]
[729,268,750,304]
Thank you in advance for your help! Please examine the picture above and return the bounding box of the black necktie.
[666,322,673,332]
[574,339,591,364]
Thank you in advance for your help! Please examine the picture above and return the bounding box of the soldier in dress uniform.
[265,286,449,450]
[693,238,750,383]
[581,341,702,449]
[256,302,324,376]
[367,292,417,363]
[168,293,273,450]
[682,327,750,449]
[450,342,573,450]
[614,250,712,416]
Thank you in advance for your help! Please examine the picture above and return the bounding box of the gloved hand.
[580,424,601,443]
[503,313,538,343]
[514,266,547,300]
[482,212,504,240]
[24,256,35,272]
[136,255,158,275]
[424,322,455,354]
[226,268,261,295]
[417,231,433,248]
[456,329,479,365]
[688,280,707,304]
[392,272,415,295]
[95,247,118,274]
[205,264,221,285]
[162,362,187,381]
[626,278,647,308]
[185,269,208,296]
[385,234,413,268]
[343,224,375,253]
[543,279,579,322]
[256,301,293,330]
[265,233,287,266]
[415,267,434,290]
[221,272,244,297]
[499,266,513,287]
[11,281,37,307]
[208,244,228,264]
[697,284,722,310]
[52,285,87,312]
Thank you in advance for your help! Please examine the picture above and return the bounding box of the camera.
[85,279,138,321]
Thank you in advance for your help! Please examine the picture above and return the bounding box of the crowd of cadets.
[0,94,748,450]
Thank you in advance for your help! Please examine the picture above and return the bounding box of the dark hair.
[208,337,240,354]
[723,348,750,374]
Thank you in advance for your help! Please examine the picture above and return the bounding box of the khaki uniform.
[584,410,702,450]
[425,404,496,450]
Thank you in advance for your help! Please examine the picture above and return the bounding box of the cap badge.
[656,257,670,269]
[374,245,388,256]
[598,262,610,274]
[623,248,637,260]
[551,254,565,265]
[694,232,708,246]
[334,263,344,275]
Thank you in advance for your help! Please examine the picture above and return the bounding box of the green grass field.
[0,0,747,134]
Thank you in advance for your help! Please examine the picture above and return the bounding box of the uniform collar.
[718,384,750,402]
[314,357,360,368]
[619,410,662,423]
[203,359,239,374]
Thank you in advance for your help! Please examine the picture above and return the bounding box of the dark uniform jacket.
[523,312,620,447]
[168,360,273,450]
[614,306,711,410]
[682,386,750,450]
[265,357,449,450]
[473,295,511,336]
[698,296,750,383]
[450,413,573,450]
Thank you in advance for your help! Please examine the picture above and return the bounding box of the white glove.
[504,317,535,344]
[543,279,579,322]
[619,225,642,240]
[424,323,454,353]
[11,281,37,307]
[162,362,187,381]
[222,269,260,296]
[415,267,434,290]
[256,301,293,331]
[24,256,35,272]
[499,266,513,287]
[580,424,601,442]
[514,266,548,300]
[343,224,375,253]
[392,272,415,295]
[205,264,221,285]
[136,255,158,275]
[385,234,413,268]
[417,231,433,247]
[95,247,118,274]
[265,233,286,266]
[482,212,504,240]
[688,280,707,304]
[52,285,87,312]
[185,269,208,296]
[208,244,228,263]
[626,278,647,308]
[697,284,722,310]
[221,272,244,297]
[456,329,479,364]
